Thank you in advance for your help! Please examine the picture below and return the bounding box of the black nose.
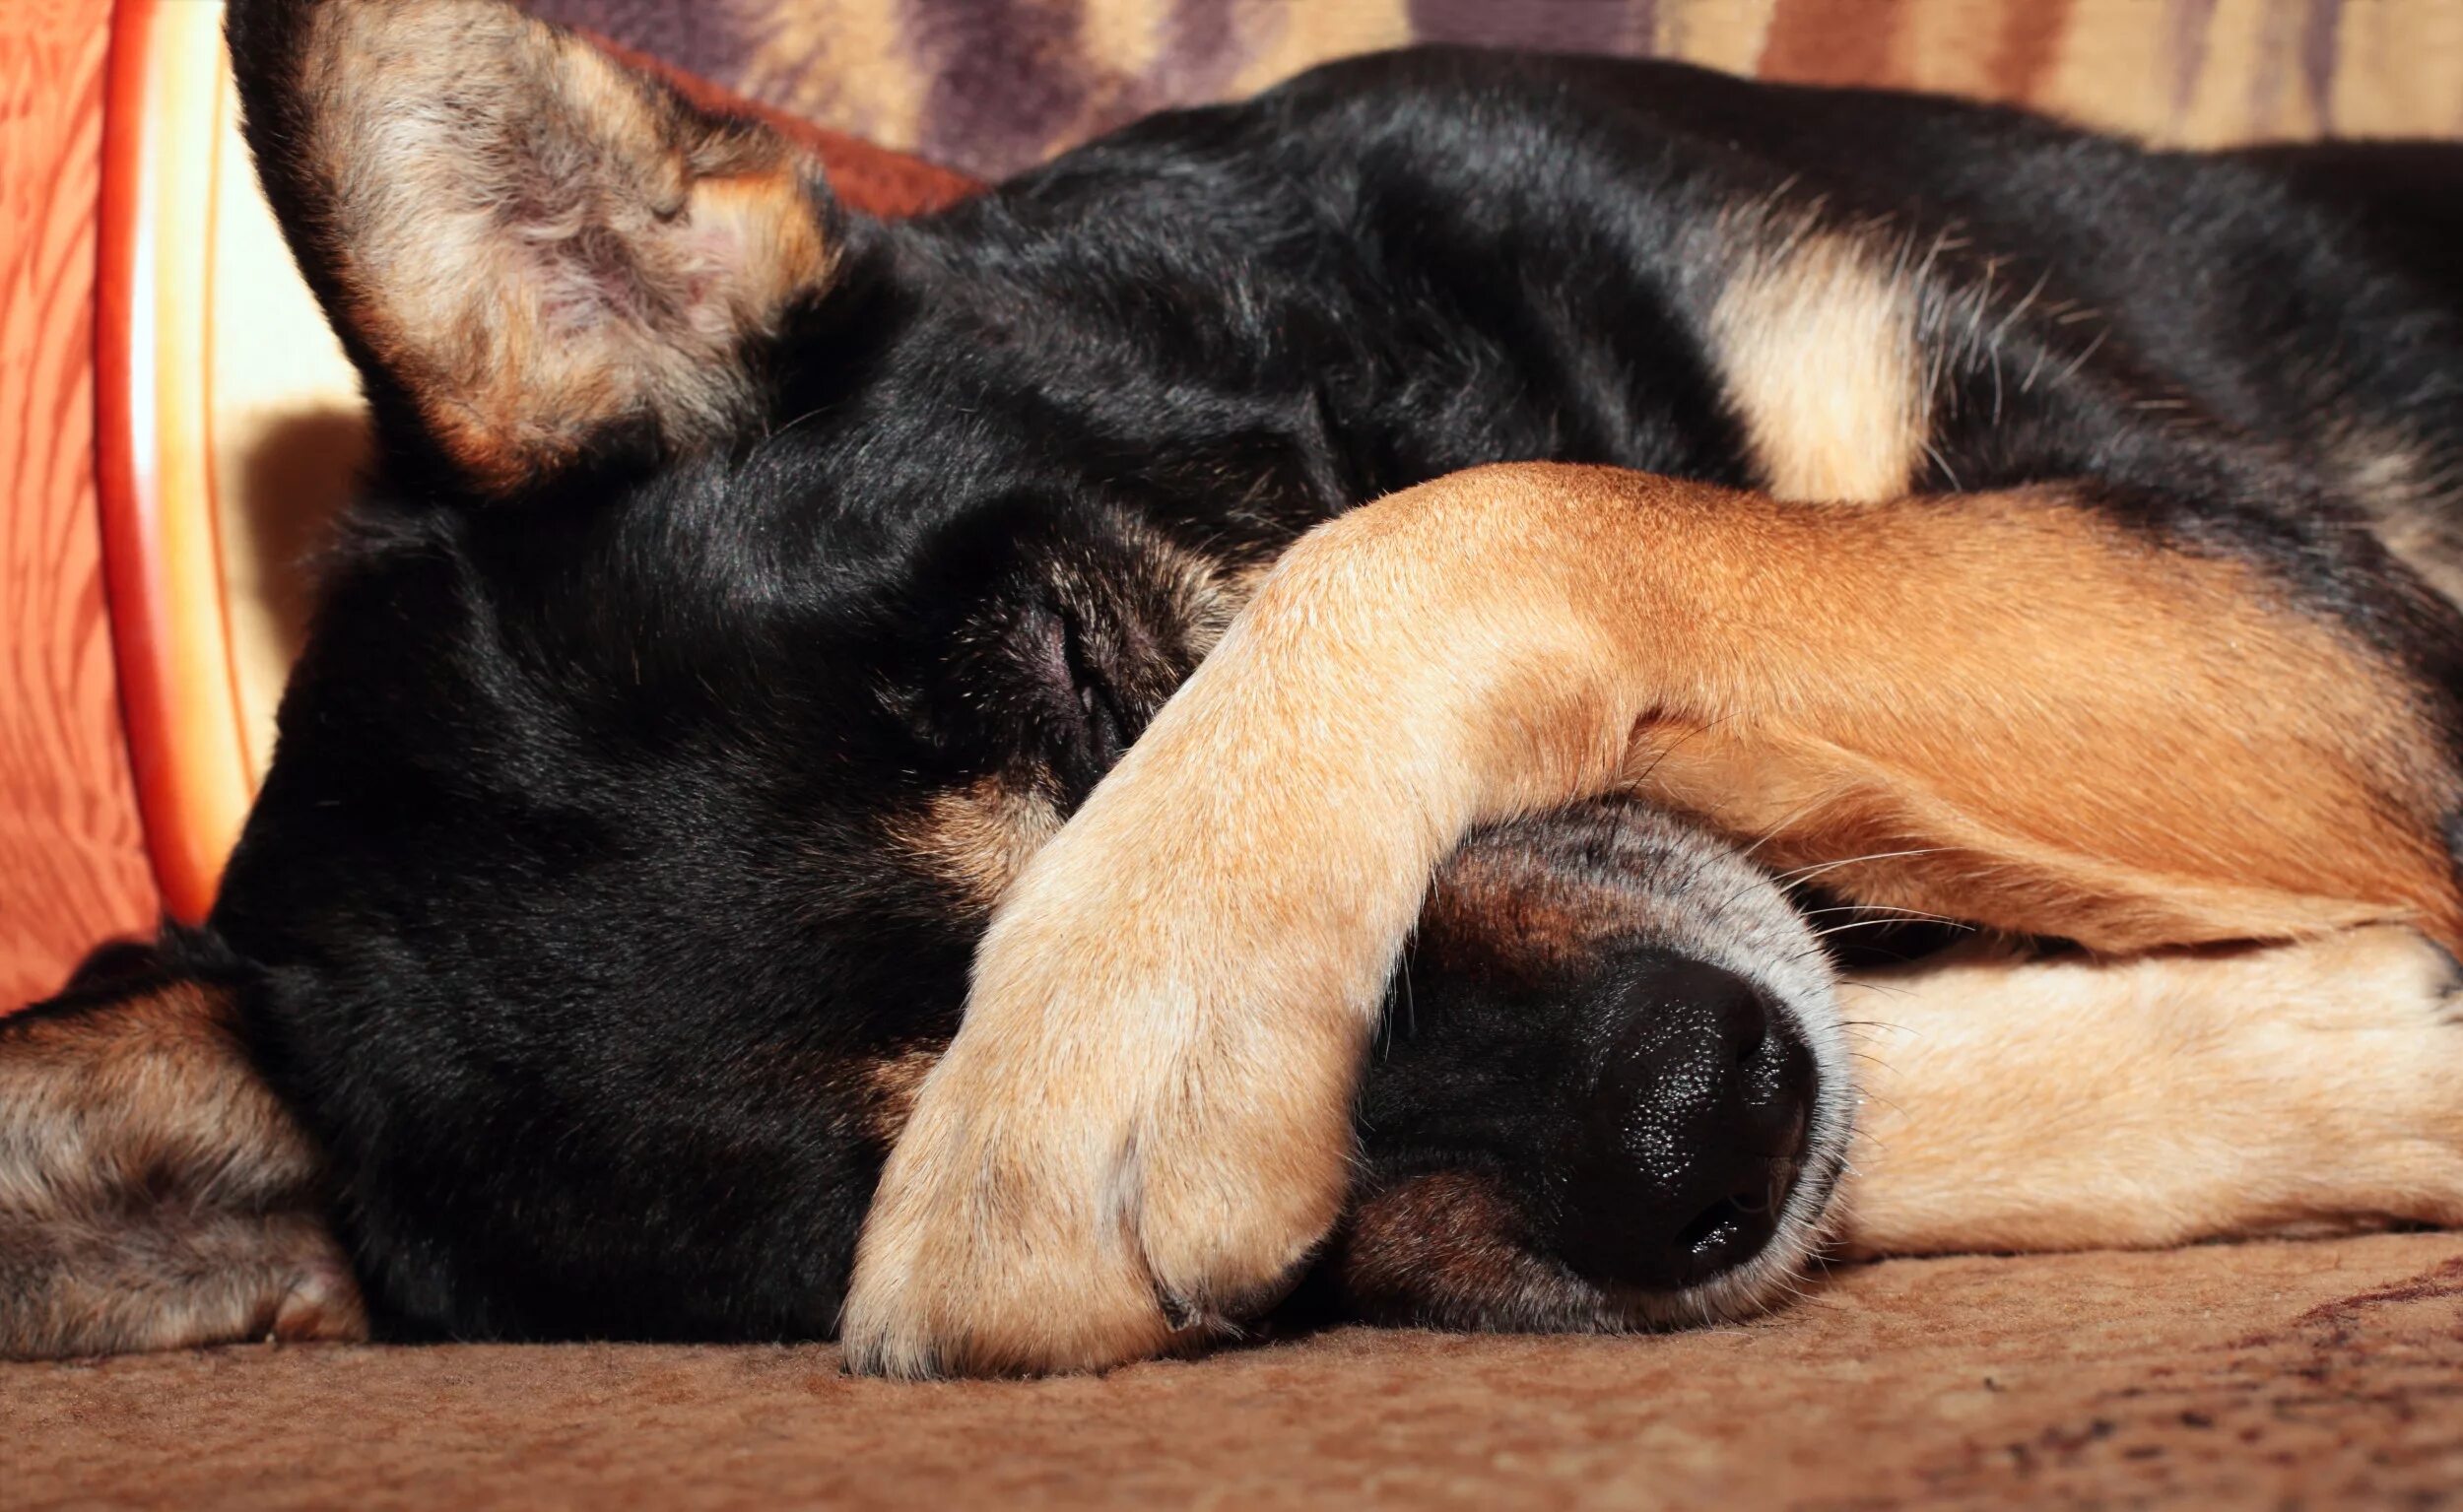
[1551,953,1817,1292]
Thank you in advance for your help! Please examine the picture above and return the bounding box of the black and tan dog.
[9,0,2463,1373]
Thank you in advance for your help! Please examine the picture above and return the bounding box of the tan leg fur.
[1838,925,2463,1256]
[841,462,2463,1377]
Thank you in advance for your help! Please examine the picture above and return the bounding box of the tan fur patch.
[287,0,835,493]
[2337,425,2463,606]
[843,460,2463,1378]
[1708,228,1928,502]
[852,1045,943,1150]
[1838,925,2463,1255]
[895,777,1067,911]
[1331,1172,1619,1333]
[1420,842,1672,979]
[0,981,366,1359]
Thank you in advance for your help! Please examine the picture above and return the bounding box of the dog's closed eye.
[1005,595,1136,802]
[1055,601,1135,788]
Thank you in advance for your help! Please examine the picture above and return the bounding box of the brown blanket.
[14,1233,2463,1509]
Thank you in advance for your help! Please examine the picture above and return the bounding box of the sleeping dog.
[8,0,2463,1373]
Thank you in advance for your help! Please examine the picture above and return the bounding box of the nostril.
[1676,1197,1746,1257]
[1732,1011,1765,1065]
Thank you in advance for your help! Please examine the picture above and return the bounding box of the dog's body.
[9,0,2463,1370]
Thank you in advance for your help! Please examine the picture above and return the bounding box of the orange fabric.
[0,0,159,1008]
[97,0,262,928]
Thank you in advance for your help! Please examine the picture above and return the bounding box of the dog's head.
[205,0,1852,1340]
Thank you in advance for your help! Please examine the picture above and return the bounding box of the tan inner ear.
[292,0,835,493]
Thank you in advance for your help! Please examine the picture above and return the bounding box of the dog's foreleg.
[0,969,366,1359]
[843,461,2463,1377]
[1838,926,2463,1254]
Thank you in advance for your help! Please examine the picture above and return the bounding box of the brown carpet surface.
[13,1232,2463,1510]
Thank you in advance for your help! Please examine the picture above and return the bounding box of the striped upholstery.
[531,0,2463,181]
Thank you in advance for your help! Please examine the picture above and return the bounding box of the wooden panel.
[0,0,157,1008]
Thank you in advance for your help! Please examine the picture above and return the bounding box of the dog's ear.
[226,0,838,496]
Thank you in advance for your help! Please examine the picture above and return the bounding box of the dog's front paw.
[837,918,1362,1377]
[837,767,1381,1377]
[835,1069,1184,1377]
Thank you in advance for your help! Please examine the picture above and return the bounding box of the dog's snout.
[1552,954,1817,1293]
